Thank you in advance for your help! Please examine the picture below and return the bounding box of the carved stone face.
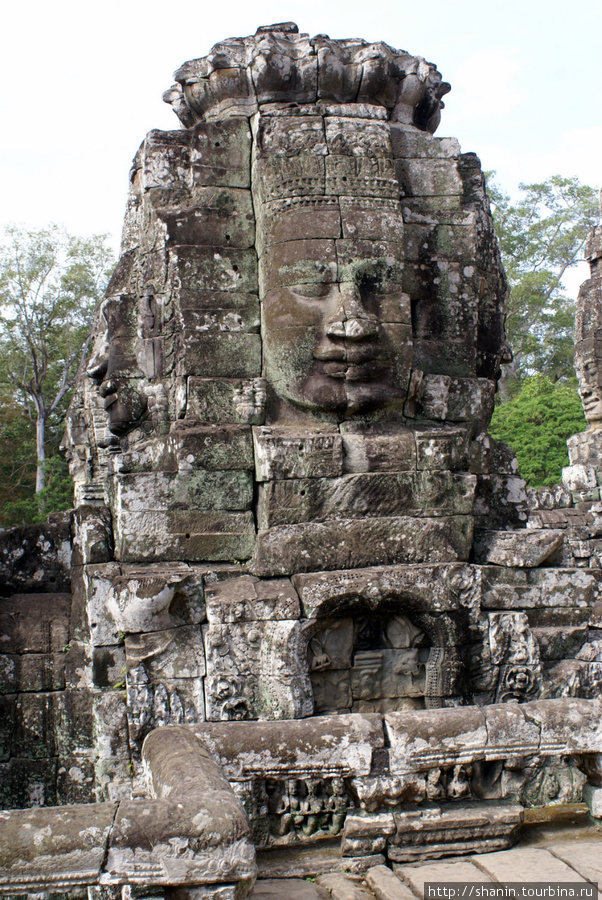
[575,349,602,429]
[253,109,414,421]
[87,296,148,436]
[262,266,413,416]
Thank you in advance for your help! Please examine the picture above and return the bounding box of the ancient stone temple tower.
[2,22,602,899]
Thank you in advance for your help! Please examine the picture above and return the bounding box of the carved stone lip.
[315,360,390,381]
[345,362,390,382]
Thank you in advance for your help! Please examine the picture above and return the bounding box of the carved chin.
[582,396,602,428]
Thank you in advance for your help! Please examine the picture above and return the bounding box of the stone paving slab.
[546,841,602,883]
[473,847,589,883]
[253,831,602,900]
[317,873,376,899]
[395,860,492,898]
[365,865,416,900]
[251,878,331,899]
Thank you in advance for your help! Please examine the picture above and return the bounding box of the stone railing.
[0,727,256,900]
[1,700,601,891]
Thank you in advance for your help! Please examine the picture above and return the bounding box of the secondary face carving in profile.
[575,353,602,430]
[86,295,149,436]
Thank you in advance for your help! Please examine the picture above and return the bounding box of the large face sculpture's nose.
[324,283,380,341]
[86,335,109,382]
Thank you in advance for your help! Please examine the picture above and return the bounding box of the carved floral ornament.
[163,22,450,132]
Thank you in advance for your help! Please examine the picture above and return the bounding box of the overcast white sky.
[2,0,600,254]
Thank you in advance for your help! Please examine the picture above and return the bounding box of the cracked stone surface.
[1,19,602,896]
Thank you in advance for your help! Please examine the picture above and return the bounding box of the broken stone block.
[205,575,300,624]
[86,562,204,643]
[316,874,374,900]
[522,697,602,755]
[365,866,415,900]
[0,801,117,891]
[482,703,541,760]
[341,812,395,858]
[386,705,488,774]
[583,782,602,817]
[257,472,476,528]
[196,714,384,781]
[253,426,343,481]
[388,801,523,862]
[254,515,474,577]
[349,773,426,811]
[562,464,598,492]
[474,529,564,567]
[341,432,417,474]
[0,519,72,595]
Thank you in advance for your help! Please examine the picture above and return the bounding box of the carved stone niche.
[305,607,467,714]
[256,776,350,845]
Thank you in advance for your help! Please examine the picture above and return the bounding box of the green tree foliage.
[0,225,114,525]
[489,176,600,399]
[489,375,586,487]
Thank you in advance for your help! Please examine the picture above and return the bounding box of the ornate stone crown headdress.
[163,22,450,133]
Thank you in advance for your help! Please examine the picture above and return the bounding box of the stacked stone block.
[2,23,602,883]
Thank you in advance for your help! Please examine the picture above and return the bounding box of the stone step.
[317,873,377,899]
[395,859,492,898]
[251,879,331,899]
[365,865,416,900]
[544,840,602,883]
[473,846,590,883]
